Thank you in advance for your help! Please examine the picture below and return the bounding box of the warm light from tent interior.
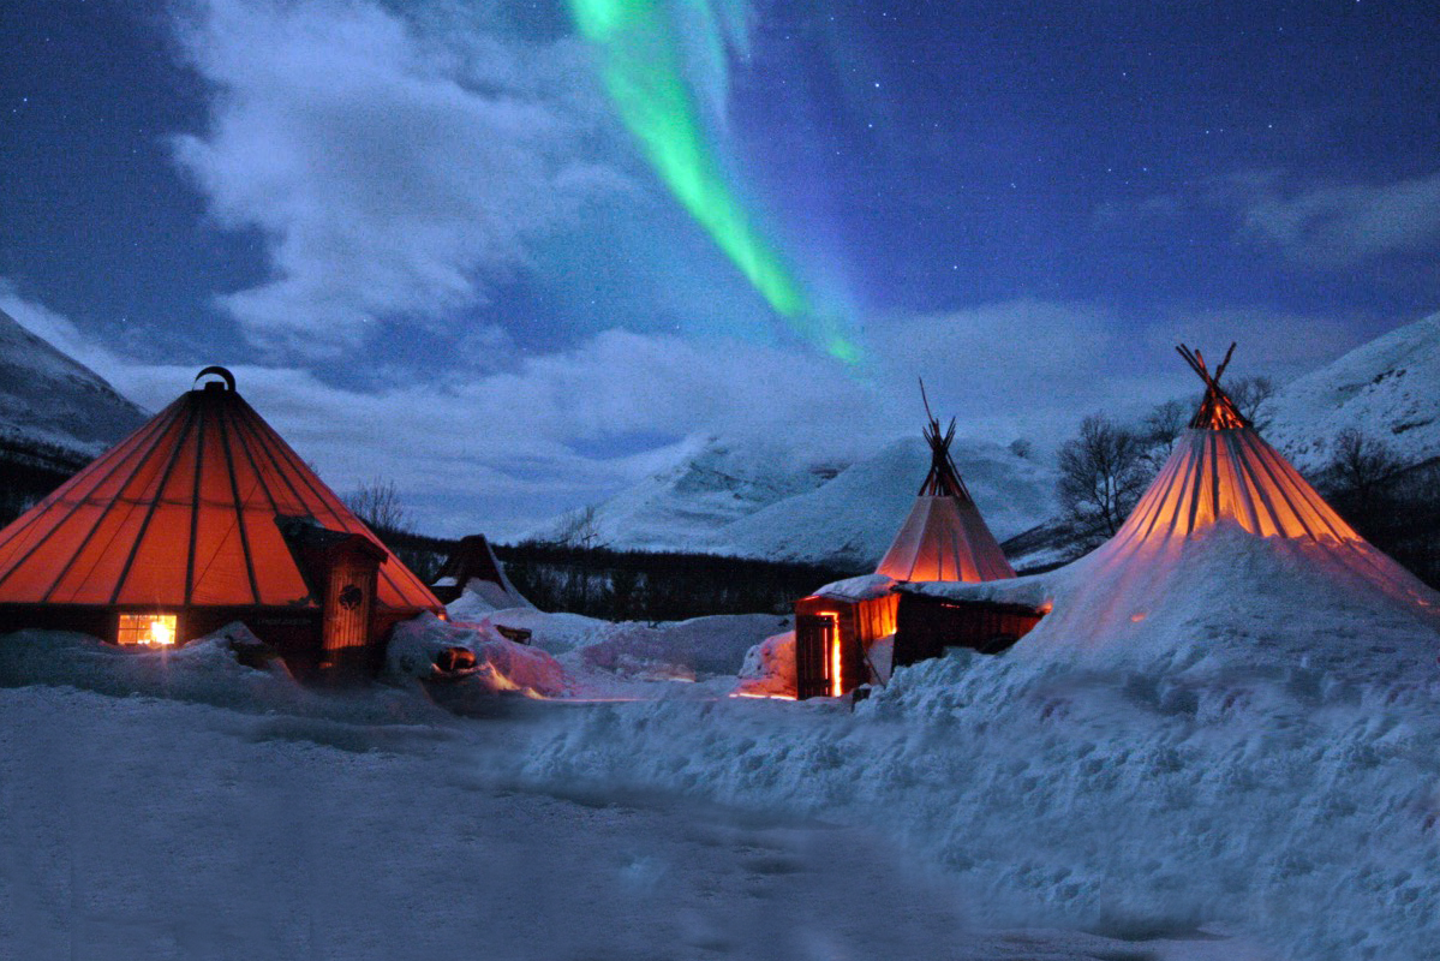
[822,613,841,698]
[1130,613,1147,623]
[117,614,178,647]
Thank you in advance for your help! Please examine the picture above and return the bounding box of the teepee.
[430,534,533,612]
[1108,343,1360,552]
[875,396,1015,582]
[793,389,1019,698]
[0,367,444,672]
[1008,342,1439,654]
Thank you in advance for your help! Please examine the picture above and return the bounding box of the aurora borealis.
[1,0,1437,536]
[568,0,860,364]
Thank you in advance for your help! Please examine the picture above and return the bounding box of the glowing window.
[117,614,178,647]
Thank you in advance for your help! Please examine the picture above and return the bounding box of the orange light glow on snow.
[1130,613,1147,623]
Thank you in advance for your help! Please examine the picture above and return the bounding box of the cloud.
[1236,170,1440,267]
[1102,169,1440,268]
[3,280,1386,538]
[169,0,627,356]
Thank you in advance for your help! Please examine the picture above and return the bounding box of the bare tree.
[345,477,413,534]
[1058,414,1149,541]
[1227,375,1276,430]
[1328,428,1402,513]
[556,503,605,550]
[1141,399,1190,466]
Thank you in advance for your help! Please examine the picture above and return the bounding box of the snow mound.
[0,624,308,711]
[919,523,1440,683]
[514,525,1440,959]
[387,613,570,697]
[1266,311,1440,472]
[735,630,797,698]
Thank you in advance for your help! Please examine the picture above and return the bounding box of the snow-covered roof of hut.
[811,573,897,602]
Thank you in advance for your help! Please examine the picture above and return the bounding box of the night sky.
[2,0,1437,536]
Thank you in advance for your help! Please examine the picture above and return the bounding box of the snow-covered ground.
[4,523,1439,961]
[0,632,1247,961]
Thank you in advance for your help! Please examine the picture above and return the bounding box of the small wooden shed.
[794,574,898,699]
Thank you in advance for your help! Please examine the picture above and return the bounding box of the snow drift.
[514,507,1440,960]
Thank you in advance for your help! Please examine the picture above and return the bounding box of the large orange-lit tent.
[1107,343,1359,553]
[793,398,1018,698]
[0,367,444,671]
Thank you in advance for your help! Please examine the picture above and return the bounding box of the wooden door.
[322,555,377,657]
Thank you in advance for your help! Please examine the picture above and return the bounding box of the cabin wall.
[855,593,899,644]
[0,603,402,678]
[893,594,1046,666]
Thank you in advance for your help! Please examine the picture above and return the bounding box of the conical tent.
[430,534,533,611]
[979,342,1439,655]
[0,367,443,668]
[1107,343,1360,555]
[874,401,1014,582]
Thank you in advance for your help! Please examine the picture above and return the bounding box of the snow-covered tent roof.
[874,392,1014,583]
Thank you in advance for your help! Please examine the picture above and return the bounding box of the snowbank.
[0,624,307,710]
[387,613,570,697]
[512,528,1440,960]
[452,607,786,689]
[735,630,797,698]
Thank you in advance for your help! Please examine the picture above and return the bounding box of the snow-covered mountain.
[530,437,846,553]
[1265,311,1440,472]
[0,306,147,458]
[527,435,1059,569]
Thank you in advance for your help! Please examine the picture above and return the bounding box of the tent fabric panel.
[245,413,438,611]
[186,406,260,605]
[41,408,199,605]
[109,405,207,606]
[876,496,1015,583]
[0,404,183,602]
[237,506,313,605]
[1112,428,1361,550]
[1242,432,1356,541]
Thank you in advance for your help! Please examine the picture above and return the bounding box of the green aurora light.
[569,0,861,364]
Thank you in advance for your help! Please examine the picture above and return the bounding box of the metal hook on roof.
[194,366,236,392]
